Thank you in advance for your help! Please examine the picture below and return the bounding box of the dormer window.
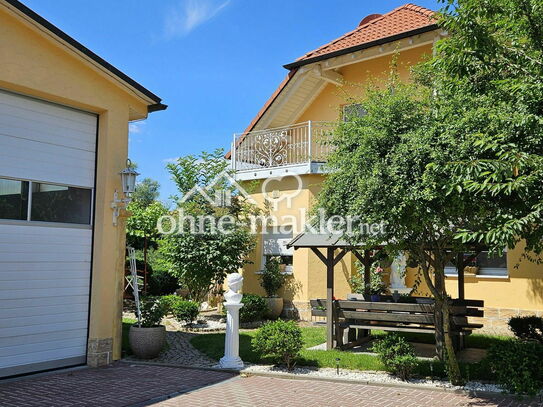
[342,103,367,121]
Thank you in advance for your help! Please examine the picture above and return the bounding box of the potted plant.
[370,266,387,301]
[350,263,386,301]
[260,256,286,319]
[129,296,168,359]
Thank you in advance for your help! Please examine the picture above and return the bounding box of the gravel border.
[239,364,505,394]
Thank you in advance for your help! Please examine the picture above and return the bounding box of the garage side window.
[0,178,29,220]
[31,183,92,224]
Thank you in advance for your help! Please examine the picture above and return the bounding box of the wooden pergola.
[287,232,383,350]
[287,232,482,351]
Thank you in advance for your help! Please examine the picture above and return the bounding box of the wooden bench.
[310,298,484,350]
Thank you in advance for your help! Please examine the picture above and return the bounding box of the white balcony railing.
[231,121,335,173]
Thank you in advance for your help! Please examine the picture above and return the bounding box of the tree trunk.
[418,253,464,385]
[434,272,445,360]
[442,298,463,385]
[434,297,445,360]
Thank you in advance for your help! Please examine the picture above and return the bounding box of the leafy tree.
[319,0,543,385]
[160,149,258,302]
[424,0,543,258]
[317,69,494,384]
[132,178,160,208]
[126,201,167,291]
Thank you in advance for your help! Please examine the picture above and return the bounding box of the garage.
[0,89,97,377]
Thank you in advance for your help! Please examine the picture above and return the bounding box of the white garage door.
[0,90,97,377]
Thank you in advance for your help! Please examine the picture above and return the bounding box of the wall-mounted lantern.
[111,159,139,226]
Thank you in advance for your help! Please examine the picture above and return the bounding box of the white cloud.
[129,121,146,134]
[164,0,230,39]
[162,157,180,164]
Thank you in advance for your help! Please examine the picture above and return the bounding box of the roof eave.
[283,24,439,70]
[3,0,165,112]
[148,103,168,113]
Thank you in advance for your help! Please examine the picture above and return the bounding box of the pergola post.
[326,247,334,350]
[457,253,465,300]
[363,250,372,296]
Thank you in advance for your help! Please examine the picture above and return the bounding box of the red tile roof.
[226,4,437,158]
[285,3,436,69]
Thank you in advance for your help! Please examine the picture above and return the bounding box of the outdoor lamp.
[120,163,139,196]
[111,159,139,226]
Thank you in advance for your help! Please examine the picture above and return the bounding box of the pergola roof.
[287,232,354,249]
[287,231,384,250]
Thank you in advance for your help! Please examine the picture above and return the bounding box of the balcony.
[231,121,336,180]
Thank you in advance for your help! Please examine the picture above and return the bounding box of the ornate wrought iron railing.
[231,121,336,171]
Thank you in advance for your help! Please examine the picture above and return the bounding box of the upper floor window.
[0,177,92,225]
[342,103,367,122]
[445,251,508,277]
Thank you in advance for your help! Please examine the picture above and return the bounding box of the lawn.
[191,326,504,380]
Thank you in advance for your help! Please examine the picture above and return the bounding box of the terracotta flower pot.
[464,266,479,275]
[264,297,284,319]
[129,325,166,359]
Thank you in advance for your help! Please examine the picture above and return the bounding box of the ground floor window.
[262,227,294,273]
[445,251,508,277]
[0,177,92,225]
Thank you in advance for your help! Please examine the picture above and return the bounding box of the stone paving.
[0,363,234,407]
[155,375,541,407]
[124,330,217,368]
[155,376,543,407]
[1,363,540,407]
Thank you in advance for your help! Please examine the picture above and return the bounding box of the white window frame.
[259,227,294,275]
[445,249,508,278]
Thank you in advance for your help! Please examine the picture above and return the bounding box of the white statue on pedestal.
[219,273,244,369]
[389,254,411,295]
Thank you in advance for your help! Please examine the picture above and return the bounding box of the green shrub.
[171,300,199,325]
[508,315,543,344]
[389,354,419,381]
[487,339,543,396]
[239,294,268,323]
[371,334,419,380]
[260,256,286,297]
[161,295,199,325]
[139,296,169,327]
[252,320,303,369]
[148,269,179,296]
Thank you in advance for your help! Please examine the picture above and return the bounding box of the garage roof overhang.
[2,0,167,114]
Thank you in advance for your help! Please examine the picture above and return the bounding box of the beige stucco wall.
[240,42,543,320]
[296,45,432,123]
[0,6,152,364]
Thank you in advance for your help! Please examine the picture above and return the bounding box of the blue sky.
[23,0,440,202]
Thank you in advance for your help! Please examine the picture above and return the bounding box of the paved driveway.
[0,363,540,407]
[0,363,234,407]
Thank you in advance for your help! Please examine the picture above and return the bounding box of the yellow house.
[0,0,164,376]
[228,4,543,333]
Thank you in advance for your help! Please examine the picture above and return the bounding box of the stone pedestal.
[219,302,244,369]
[218,272,244,369]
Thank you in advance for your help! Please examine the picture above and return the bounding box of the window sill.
[445,274,509,280]
[255,270,294,276]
